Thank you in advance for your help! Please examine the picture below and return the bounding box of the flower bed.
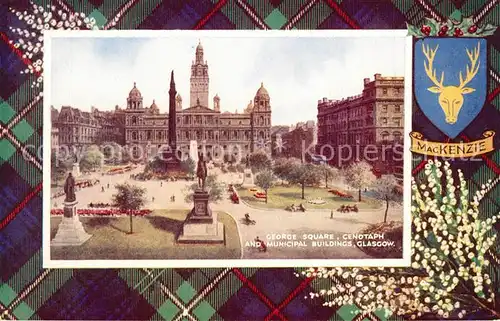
[328,189,353,199]
[50,208,152,216]
[254,192,266,199]
[107,165,135,175]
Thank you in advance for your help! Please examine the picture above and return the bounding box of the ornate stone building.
[52,41,272,161]
[317,74,404,173]
[121,41,272,160]
[53,105,125,147]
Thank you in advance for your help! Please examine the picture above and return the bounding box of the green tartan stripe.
[246,0,276,18]
[490,78,500,110]
[7,251,43,293]
[197,268,227,281]
[219,2,264,29]
[21,270,74,313]
[119,269,170,295]
[493,149,500,165]
[187,270,211,292]
[277,0,307,19]
[98,0,131,18]
[6,76,38,113]
[236,267,259,278]
[7,152,42,187]
[24,128,42,152]
[291,1,334,30]
[30,0,51,8]
[399,1,428,26]
[490,46,500,73]
[23,97,43,132]
[203,272,244,309]
[460,0,492,17]
[469,164,499,220]
[433,0,458,19]
[480,2,500,25]
[61,0,94,13]
[115,0,163,30]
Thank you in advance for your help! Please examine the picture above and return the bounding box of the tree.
[51,150,73,183]
[319,163,340,188]
[184,174,224,203]
[144,156,166,173]
[248,150,272,173]
[288,163,323,199]
[112,183,147,234]
[372,175,400,222]
[79,145,103,172]
[344,161,376,202]
[101,142,124,165]
[180,158,196,176]
[273,157,301,183]
[255,170,276,203]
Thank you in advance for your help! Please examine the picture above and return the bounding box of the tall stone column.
[165,70,181,171]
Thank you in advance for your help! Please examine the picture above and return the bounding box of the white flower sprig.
[302,160,500,319]
[7,2,106,89]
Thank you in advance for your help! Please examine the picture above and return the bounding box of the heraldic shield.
[414,38,487,139]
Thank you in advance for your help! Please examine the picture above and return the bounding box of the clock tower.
[190,41,209,108]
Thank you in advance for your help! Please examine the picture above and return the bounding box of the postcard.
[42,30,412,268]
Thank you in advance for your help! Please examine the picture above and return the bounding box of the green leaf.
[407,23,422,37]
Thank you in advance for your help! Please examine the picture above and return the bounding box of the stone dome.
[129,82,142,98]
[196,41,203,52]
[150,99,158,109]
[176,94,182,101]
[255,82,269,100]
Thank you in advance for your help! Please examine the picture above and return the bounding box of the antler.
[459,42,480,89]
[422,43,445,89]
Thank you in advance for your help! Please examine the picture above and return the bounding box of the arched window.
[260,116,264,125]
[131,116,137,125]
[381,131,389,141]
[393,131,402,141]
[259,131,265,139]
[132,131,138,140]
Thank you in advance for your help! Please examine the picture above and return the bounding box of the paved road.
[52,167,403,259]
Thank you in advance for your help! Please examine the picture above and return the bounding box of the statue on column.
[64,172,76,202]
[196,153,207,190]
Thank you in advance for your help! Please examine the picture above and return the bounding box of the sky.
[50,34,406,126]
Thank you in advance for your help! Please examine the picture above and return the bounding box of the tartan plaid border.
[1,0,499,320]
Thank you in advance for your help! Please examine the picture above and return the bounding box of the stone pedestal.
[177,189,225,243]
[241,168,255,187]
[51,201,92,246]
[163,149,181,172]
[72,163,80,178]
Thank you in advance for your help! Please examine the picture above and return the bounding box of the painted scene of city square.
[45,32,409,266]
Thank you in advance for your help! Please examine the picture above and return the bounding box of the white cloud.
[50,34,406,126]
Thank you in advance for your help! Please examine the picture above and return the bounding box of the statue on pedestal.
[196,153,207,190]
[64,173,76,203]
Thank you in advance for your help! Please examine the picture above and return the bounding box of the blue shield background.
[414,38,487,139]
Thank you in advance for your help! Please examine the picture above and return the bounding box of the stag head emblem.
[422,42,480,124]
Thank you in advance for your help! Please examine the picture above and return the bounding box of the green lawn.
[50,210,241,260]
[237,185,381,210]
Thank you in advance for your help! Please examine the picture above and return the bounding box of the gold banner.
[410,131,495,157]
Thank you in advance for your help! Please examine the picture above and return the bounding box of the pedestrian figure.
[160,181,163,187]
[330,210,334,219]
[107,183,110,188]
[101,186,104,192]
[152,196,155,202]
